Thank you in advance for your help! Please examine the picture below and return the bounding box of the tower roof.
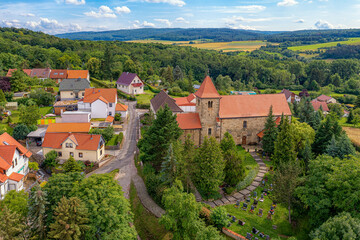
[195,76,220,99]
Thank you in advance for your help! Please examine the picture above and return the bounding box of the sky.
[0,0,359,34]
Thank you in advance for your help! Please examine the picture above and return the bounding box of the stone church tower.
[195,76,221,144]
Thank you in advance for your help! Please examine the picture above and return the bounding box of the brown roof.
[67,70,89,79]
[316,94,333,102]
[281,89,295,99]
[46,123,91,133]
[42,133,103,151]
[0,132,32,158]
[176,113,202,130]
[115,103,128,111]
[311,100,329,112]
[30,68,51,78]
[219,94,291,118]
[6,69,32,77]
[83,88,117,103]
[50,69,67,79]
[195,76,220,99]
[150,90,183,113]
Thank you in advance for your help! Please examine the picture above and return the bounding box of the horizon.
[1,0,359,35]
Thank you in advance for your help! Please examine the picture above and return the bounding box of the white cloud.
[21,13,35,17]
[84,5,116,18]
[277,0,298,7]
[314,20,333,29]
[24,17,81,33]
[114,6,131,14]
[57,0,86,5]
[155,19,171,26]
[213,5,266,14]
[295,19,305,23]
[225,16,290,24]
[228,23,256,30]
[0,20,21,28]
[143,0,185,7]
[234,5,266,13]
[133,20,155,28]
[175,17,189,24]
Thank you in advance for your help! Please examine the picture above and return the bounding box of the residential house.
[13,92,30,100]
[150,90,183,114]
[67,70,90,81]
[115,102,129,119]
[42,133,105,163]
[116,72,144,95]
[78,88,117,119]
[46,122,91,133]
[316,94,337,104]
[281,89,301,103]
[311,99,329,113]
[50,69,68,83]
[30,68,51,80]
[175,93,197,112]
[0,133,31,199]
[6,69,32,77]
[59,78,90,100]
[53,100,79,115]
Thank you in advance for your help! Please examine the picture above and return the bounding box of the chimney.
[93,88,95,94]
[90,134,93,140]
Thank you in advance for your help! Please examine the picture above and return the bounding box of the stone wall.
[196,97,220,144]
[179,129,201,146]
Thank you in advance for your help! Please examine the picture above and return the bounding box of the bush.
[114,113,121,122]
[225,187,235,195]
[63,156,83,173]
[29,162,39,172]
[236,169,257,191]
[210,206,229,230]
[44,150,58,168]
[12,124,30,140]
[102,126,114,142]
[117,132,124,145]
[136,103,150,109]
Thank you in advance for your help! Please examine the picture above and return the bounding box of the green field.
[289,37,360,51]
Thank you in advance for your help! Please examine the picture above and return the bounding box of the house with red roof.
[316,94,337,104]
[78,88,118,119]
[0,132,31,199]
[42,133,105,163]
[116,72,144,95]
[154,76,292,146]
[115,102,129,118]
[175,93,197,112]
[6,69,32,77]
[281,89,300,104]
[30,68,51,79]
[311,99,329,113]
[50,69,68,83]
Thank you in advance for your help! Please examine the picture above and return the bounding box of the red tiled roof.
[176,113,202,130]
[0,145,16,170]
[42,133,102,151]
[132,83,143,87]
[115,103,128,111]
[311,100,329,112]
[83,88,117,103]
[97,96,109,104]
[105,116,114,122]
[219,94,291,118]
[317,94,332,102]
[6,69,32,77]
[0,173,8,183]
[30,68,51,78]
[0,132,32,158]
[50,69,67,79]
[187,93,196,102]
[8,172,24,182]
[46,123,91,133]
[257,117,281,138]
[175,95,196,106]
[195,76,221,99]
[67,70,89,79]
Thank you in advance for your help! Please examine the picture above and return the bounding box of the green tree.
[0,89,6,102]
[29,88,54,106]
[28,185,48,240]
[173,65,183,81]
[298,97,315,124]
[326,132,355,159]
[43,150,58,168]
[48,197,90,240]
[138,104,182,169]
[162,65,174,84]
[310,212,360,240]
[72,174,137,240]
[161,142,182,186]
[86,57,101,77]
[178,134,196,192]
[193,137,225,199]
[10,69,27,92]
[19,104,41,126]
[0,206,25,240]
[347,110,354,124]
[12,124,30,140]
[123,59,138,74]
[102,126,114,142]
[63,156,83,173]
[328,103,343,119]
[308,111,322,130]
[300,140,313,170]
[102,45,113,79]
[272,160,301,223]
[356,95,360,109]
[0,190,28,218]
[290,120,315,153]
[210,206,228,230]
[262,106,278,156]
[352,114,360,126]
[273,116,296,166]
[29,161,39,172]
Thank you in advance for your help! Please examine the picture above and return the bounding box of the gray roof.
[27,128,47,138]
[150,90,183,113]
[59,78,90,91]
[117,72,140,86]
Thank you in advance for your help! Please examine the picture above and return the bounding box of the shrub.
[29,162,39,172]
[63,156,83,173]
[236,169,257,191]
[225,187,235,195]
[44,150,58,168]
[210,206,229,230]
[114,113,121,122]
[117,132,124,145]
[12,124,30,140]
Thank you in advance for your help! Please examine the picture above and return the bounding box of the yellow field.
[343,127,360,147]
[127,39,270,52]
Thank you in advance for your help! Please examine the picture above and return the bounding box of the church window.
[243,121,247,128]
[208,128,212,135]
[208,101,213,108]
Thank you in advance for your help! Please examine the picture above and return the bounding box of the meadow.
[127,39,269,52]
[288,37,360,51]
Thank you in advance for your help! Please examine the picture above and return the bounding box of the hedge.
[235,169,257,191]
[136,103,150,109]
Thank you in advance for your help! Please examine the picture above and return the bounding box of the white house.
[175,94,197,112]
[281,89,301,104]
[0,132,31,199]
[78,88,117,119]
[116,72,145,95]
[115,102,129,119]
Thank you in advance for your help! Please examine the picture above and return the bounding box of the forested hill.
[55,28,274,41]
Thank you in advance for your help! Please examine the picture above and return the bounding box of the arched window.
[208,101,213,108]
[243,121,247,129]
[208,128,212,136]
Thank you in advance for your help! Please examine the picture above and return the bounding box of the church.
[150,76,292,146]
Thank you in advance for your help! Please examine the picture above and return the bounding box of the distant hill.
[55,28,276,42]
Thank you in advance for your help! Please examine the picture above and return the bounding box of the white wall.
[91,100,108,118]
[61,113,91,123]
[179,106,196,112]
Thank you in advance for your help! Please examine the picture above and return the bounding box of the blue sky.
[0,0,359,34]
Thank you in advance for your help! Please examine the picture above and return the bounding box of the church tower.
[195,76,221,144]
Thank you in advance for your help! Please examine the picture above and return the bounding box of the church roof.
[195,76,220,99]
[219,94,291,118]
[176,113,202,130]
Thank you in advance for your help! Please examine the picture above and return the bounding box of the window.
[66,143,73,148]
[109,103,112,107]
[243,121,247,129]
[79,153,83,158]
[70,152,74,157]
[100,150,103,156]
[82,92,84,96]
[15,158,17,166]
[109,112,112,116]
[60,73,63,75]
[70,92,73,95]
[58,152,62,157]
[208,128,212,136]
[208,101,213,108]
[12,161,14,168]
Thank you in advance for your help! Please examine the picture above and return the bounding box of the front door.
[242,136,247,145]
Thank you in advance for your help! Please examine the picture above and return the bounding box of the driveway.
[87,101,139,199]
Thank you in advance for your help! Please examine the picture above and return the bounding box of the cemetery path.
[202,151,268,208]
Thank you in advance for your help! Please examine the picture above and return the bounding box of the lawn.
[288,37,360,51]
[106,135,118,146]
[238,146,258,176]
[129,182,171,240]
[224,174,295,239]
[39,106,53,116]
[136,90,156,105]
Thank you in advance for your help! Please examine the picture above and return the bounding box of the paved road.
[88,101,138,199]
